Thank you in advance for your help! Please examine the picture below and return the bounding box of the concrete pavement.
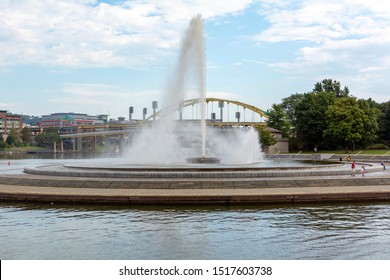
[1,169,390,205]
[1,156,390,205]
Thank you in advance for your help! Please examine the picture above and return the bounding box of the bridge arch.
[145,97,267,122]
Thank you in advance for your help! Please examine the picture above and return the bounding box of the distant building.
[98,114,109,124]
[39,113,106,129]
[108,117,137,125]
[0,110,23,139]
[263,127,289,154]
[23,124,41,137]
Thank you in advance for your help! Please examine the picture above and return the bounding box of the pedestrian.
[351,161,356,176]
[381,161,386,170]
[347,155,351,162]
[361,163,365,177]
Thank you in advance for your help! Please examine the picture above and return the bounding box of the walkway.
[1,169,390,205]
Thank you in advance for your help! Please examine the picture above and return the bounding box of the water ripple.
[1,202,390,259]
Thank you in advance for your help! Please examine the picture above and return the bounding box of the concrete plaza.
[1,158,389,205]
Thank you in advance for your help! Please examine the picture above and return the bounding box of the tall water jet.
[195,15,207,158]
[185,14,216,163]
[175,14,208,160]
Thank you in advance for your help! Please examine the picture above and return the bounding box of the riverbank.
[1,180,390,205]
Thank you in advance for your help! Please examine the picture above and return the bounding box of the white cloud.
[46,82,164,118]
[0,0,254,67]
[256,0,390,44]
[253,0,390,102]
[61,83,119,97]
[206,90,240,101]
[49,83,122,111]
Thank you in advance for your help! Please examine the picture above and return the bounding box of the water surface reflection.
[1,202,390,260]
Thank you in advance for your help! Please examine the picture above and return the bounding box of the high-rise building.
[0,110,23,140]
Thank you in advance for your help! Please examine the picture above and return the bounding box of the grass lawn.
[323,150,390,155]
[293,150,390,155]
[0,146,48,153]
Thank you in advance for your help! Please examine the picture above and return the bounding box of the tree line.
[0,127,61,150]
[265,79,390,152]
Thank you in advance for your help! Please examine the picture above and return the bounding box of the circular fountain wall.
[23,159,350,179]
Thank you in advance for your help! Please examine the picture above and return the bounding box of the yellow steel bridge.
[60,97,267,139]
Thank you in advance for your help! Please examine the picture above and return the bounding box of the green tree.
[21,127,32,146]
[294,91,336,150]
[266,104,291,138]
[313,79,350,97]
[0,134,6,149]
[34,133,45,147]
[34,128,62,148]
[267,79,383,151]
[324,97,379,152]
[356,98,381,147]
[281,93,304,132]
[255,125,277,147]
[280,79,352,150]
[22,115,41,126]
[281,93,305,151]
[6,128,23,147]
[378,101,390,146]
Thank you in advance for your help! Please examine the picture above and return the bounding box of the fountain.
[123,15,262,165]
[22,15,346,179]
[23,16,341,179]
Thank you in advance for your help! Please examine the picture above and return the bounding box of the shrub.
[366,143,389,150]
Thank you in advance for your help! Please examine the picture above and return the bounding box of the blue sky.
[1,0,389,119]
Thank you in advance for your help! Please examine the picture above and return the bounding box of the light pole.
[143,108,147,120]
[211,112,216,122]
[218,101,224,122]
[235,111,240,123]
[152,101,158,121]
[179,105,183,121]
[129,106,133,120]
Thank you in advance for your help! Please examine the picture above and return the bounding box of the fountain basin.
[22,160,366,179]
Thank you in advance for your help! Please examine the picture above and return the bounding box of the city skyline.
[1,0,389,119]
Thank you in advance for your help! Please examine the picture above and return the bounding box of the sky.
[1,0,389,120]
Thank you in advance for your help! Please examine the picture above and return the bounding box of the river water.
[1,202,390,260]
[1,157,390,260]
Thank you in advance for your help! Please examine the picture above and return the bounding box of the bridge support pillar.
[92,136,97,152]
[77,137,82,152]
[118,135,126,153]
[104,136,110,153]
[76,127,82,152]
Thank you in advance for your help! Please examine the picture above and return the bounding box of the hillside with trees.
[266,79,388,152]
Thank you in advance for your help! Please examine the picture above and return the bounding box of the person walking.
[351,161,356,176]
[361,163,365,177]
